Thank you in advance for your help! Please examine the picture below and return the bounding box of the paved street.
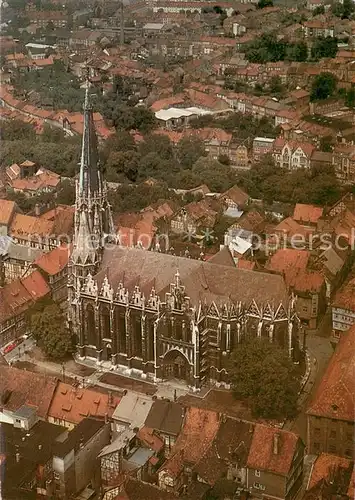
[287,333,333,441]
[4,337,35,363]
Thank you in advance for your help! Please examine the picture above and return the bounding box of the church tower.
[68,82,115,295]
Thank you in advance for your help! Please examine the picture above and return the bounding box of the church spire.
[79,81,101,200]
[69,80,115,286]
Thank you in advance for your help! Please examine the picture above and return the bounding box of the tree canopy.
[229,339,300,419]
[310,72,338,101]
[237,157,341,206]
[30,303,74,360]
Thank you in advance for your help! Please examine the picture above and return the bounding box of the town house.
[307,326,354,460]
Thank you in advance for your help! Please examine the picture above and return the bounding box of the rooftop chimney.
[273,432,280,455]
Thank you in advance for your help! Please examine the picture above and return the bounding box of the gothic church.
[68,88,300,389]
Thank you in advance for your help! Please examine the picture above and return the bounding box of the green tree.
[229,339,300,419]
[319,135,334,152]
[310,72,337,101]
[257,0,273,8]
[311,37,338,60]
[176,136,207,169]
[138,134,174,160]
[312,5,325,15]
[285,42,308,62]
[0,120,36,141]
[269,75,284,96]
[106,150,140,182]
[56,180,75,205]
[30,304,74,359]
[192,157,235,192]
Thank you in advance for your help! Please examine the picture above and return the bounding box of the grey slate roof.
[144,400,184,436]
[96,247,289,307]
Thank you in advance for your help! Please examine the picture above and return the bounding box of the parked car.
[3,342,17,354]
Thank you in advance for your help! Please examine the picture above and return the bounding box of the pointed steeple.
[79,81,101,200]
[69,79,116,287]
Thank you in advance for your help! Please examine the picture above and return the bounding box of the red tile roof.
[160,407,220,477]
[307,325,355,422]
[0,199,16,226]
[237,259,256,270]
[247,424,299,476]
[308,453,352,490]
[0,365,57,419]
[48,382,121,425]
[34,244,70,276]
[333,277,355,312]
[137,426,164,453]
[274,217,311,238]
[10,213,54,241]
[21,270,51,300]
[222,185,249,206]
[267,249,324,293]
[293,203,324,224]
[0,271,50,324]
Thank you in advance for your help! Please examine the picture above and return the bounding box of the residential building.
[99,426,164,489]
[0,365,57,426]
[331,278,355,343]
[0,270,51,346]
[273,138,315,170]
[145,400,185,457]
[52,417,110,499]
[293,203,324,228]
[307,325,355,459]
[0,420,66,499]
[332,144,355,183]
[305,453,354,499]
[266,249,326,329]
[303,20,335,38]
[111,391,153,434]
[27,9,69,28]
[47,382,121,430]
[158,407,220,493]
[103,478,172,500]
[32,244,70,302]
[246,424,305,500]
[170,198,219,236]
[221,185,250,212]
[253,137,275,160]
[1,239,43,283]
[0,199,18,236]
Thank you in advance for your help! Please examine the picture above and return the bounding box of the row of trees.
[244,34,338,63]
[238,158,342,206]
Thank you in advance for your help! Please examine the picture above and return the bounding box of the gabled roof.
[96,247,289,307]
[307,325,355,422]
[48,382,121,425]
[160,407,220,476]
[34,244,70,276]
[195,418,253,485]
[222,185,249,206]
[307,453,353,491]
[333,278,355,312]
[247,424,300,476]
[0,366,57,419]
[0,270,50,324]
[0,199,16,227]
[145,400,184,436]
[293,203,324,224]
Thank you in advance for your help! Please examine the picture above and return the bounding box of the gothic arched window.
[86,304,96,346]
[101,306,111,340]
